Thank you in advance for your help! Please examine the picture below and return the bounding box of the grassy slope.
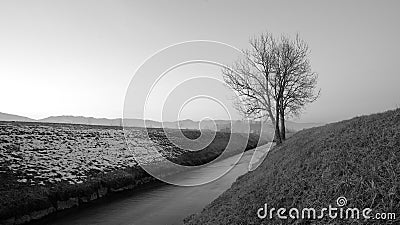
[150,129,266,166]
[184,109,400,224]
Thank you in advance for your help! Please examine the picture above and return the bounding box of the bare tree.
[272,34,320,140]
[223,32,319,144]
[222,33,281,142]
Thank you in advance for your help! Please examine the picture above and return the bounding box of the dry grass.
[184,108,400,224]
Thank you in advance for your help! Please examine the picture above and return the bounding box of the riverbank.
[0,121,264,225]
[27,148,262,225]
[0,165,156,225]
[184,108,400,224]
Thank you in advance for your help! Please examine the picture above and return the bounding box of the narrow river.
[33,145,270,225]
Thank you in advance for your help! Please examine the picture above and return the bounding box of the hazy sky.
[1,0,399,123]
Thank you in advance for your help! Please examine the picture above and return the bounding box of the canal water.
[35,144,271,225]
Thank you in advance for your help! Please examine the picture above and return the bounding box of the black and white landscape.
[1,1,399,225]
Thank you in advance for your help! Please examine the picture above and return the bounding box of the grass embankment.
[0,166,155,224]
[150,129,265,166]
[0,121,262,224]
[184,108,400,224]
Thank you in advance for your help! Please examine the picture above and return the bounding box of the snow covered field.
[0,122,170,186]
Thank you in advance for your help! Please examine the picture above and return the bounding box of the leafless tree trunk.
[273,34,320,140]
[280,104,286,140]
[274,100,282,144]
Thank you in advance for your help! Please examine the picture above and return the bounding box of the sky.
[0,0,399,123]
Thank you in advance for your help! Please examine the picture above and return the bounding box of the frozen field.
[0,122,179,186]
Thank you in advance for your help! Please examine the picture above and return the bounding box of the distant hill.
[0,112,323,132]
[184,108,400,224]
[0,112,35,122]
[285,120,324,131]
[39,116,123,126]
